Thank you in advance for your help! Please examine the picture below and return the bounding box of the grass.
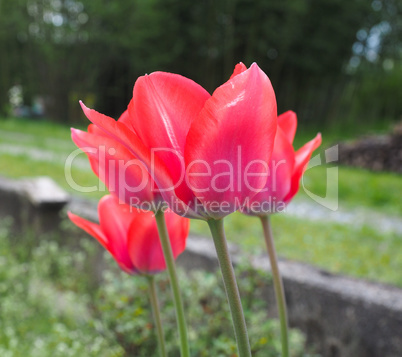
[0,118,102,199]
[0,152,103,200]
[0,228,124,356]
[1,116,401,286]
[0,117,84,139]
[301,164,402,216]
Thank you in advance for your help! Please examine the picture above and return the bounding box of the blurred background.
[1,0,401,127]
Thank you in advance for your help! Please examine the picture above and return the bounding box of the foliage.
[0,225,124,357]
[0,0,400,126]
[0,225,313,356]
[95,258,310,357]
[341,63,402,123]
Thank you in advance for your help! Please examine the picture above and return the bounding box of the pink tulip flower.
[76,63,277,220]
[68,195,189,274]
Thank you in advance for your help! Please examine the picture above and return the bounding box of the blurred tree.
[0,0,33,115]
[0,0,92,121]
[0,0,400,125]
[339,0,402,125]
[222,0,374,124]
[82,0,185,116]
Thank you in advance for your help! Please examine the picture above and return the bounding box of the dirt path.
[286,199,402,235]
[0,142,90,170]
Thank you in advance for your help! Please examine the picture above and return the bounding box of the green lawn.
[1,117,401,286]
[0,117,85,139]
[301,164,402,216]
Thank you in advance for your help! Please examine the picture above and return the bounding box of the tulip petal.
[80,101,178,207]
[71,128,156,206]
[131,72,210,155]
[130,73,210,196]
[117,107,132,127]
[97,195,137,272]
[68,211,108,249]
[246,127,295,214]
[127,210,158,273]
[69,208,137,274]
[98,195,133,243]
[229,62,248,79]
[174,180,209,220]
[164,210,189,261]
[128,210,189,274]
[277,111,297,144]
[80,101,139,151]
[284,133,322,203]
[82,102,205,219]
[185,63,277,218]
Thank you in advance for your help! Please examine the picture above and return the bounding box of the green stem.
[147,276,167,357]
[154,210,190,357]
[207,218,251,357]
[259,215,289,357]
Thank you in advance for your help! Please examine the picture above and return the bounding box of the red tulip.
[68,195,189,274]
[78,63,277,219]
[243,110,322,215]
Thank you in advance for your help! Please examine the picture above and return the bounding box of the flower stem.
[154,210,190,357]
[207,218,251,357]
[259,215,289,357]
[147,276,167,357]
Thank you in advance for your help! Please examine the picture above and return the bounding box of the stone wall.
[1,175,402,357]
[338,123,402,173]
